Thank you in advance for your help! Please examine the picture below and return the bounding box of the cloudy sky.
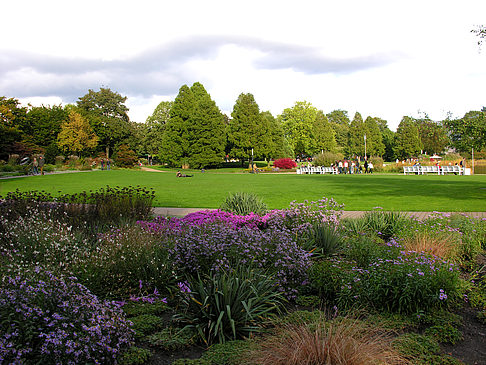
[1,0,485,130]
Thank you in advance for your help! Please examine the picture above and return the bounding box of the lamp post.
[364,134,367,161]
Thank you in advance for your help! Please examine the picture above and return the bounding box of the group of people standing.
[331,159,374,174]
[99,158,111,170]
[32,156,45,175]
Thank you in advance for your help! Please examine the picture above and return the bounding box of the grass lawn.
[1,170,485,211]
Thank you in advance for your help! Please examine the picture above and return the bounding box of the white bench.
[297,166,339,174]
[403,165,463,175]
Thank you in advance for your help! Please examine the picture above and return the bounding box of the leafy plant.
[146,327,196,350]
[174,268,285,345]
[201,340,254,364]
[130,314,165,338]
[0,268,134,364]
[119,346,152,365]
[219,191,268,215]
[305,223,345,258]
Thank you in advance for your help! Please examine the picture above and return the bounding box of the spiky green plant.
[219,192,267,215]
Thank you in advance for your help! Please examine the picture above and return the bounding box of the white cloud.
[1,0,485,130]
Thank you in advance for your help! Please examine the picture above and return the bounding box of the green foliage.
[417,119,449,154]
[161,83,226,168]
[312,151,344,166]
[146,327,196,350]
[201,340,254,365]
[174,268,285,345]
[228,93,269,162]
[172,359,210,365]
[219,192,268,215]
[25,104,68,149]
[122,301,169,317]
[393,333,444,364]
[364,116,385,157]
[425,324,463,345]
[445,110,486,153]
[394,116,422,158]
[347,112,365,156]
[327,109,350,152]
[119,346,152,365]
[295,295,322,308]
[368,156,384,172]
[114,144,138,167]
[304,223,345,259]
[279,101,319,157]
[362,210,409,240]
[310,110,337,154]
[130,314,165,338]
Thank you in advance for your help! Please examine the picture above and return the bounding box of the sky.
[1,0,485,131]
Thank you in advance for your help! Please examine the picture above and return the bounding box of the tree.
[160,85,193,167]
[279,101,318,157]
[444,110,486,153]
[261,111,292,159]
[77,88,132,157]
[57,111,99,155]
[0,97,27,160]
[142,101,172,159]
[347,112,365,157]
[228,93,269,165]
[327,109,350,152]
[472,25,486,47]
[160,83,226,168]
[394,116,422,159]
[188,82,226,168]
[416,119,449,154]
[310,110,336,154]
[364,117,385,157]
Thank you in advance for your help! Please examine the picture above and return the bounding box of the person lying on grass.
[176,170,193,178]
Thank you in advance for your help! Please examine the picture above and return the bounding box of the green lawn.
[1,170,485,211]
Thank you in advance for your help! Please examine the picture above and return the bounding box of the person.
[38,155,45,175]
[32,157,39,175]
[368,161,374,173]
[100,158,105,170]
[107,159,111,170]
[176,170,193,178]
[364,160,368,174]
[338,160,343,174]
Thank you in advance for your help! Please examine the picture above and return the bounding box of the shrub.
[119,346,152,365]
[114,144,138,168]
[392,333,441,362]
[174,268,285,345]
[201,340,254,364]
[361,210,409,240]
[129,314,164,338]
[309,243,461,313]
[76,225,173,299]
[167,222,311,298]
[273,158,297,169]
[312,151,344,166]
[0,268,134,364]
[303,223,345,258]
[369,156,384,172]
[249,316,407,365]
[146,327,196,350]
[219,192,268,215]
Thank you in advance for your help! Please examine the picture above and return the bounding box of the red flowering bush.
[273,158,297,169]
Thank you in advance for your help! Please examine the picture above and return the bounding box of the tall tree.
[261,111,291,159]
[77,88,132,157]
[444,110,486,153]
[416,119,449,154]
[327,109,350,152]
[394,116,422,159]
[0,97,28,160]
[347,112,366,157]
[310,111,337,154]
[143,101,173,157]
[279,101,318,157]
[228,93,268,164]
[160,85,194,166]
[57,111,98,155]
[188,82,226,168]
[364,117,385,157]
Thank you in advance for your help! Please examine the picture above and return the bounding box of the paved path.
[152,207,486,219]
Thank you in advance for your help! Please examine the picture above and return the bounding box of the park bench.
[297,166,338,174]
[403,165,463,175]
